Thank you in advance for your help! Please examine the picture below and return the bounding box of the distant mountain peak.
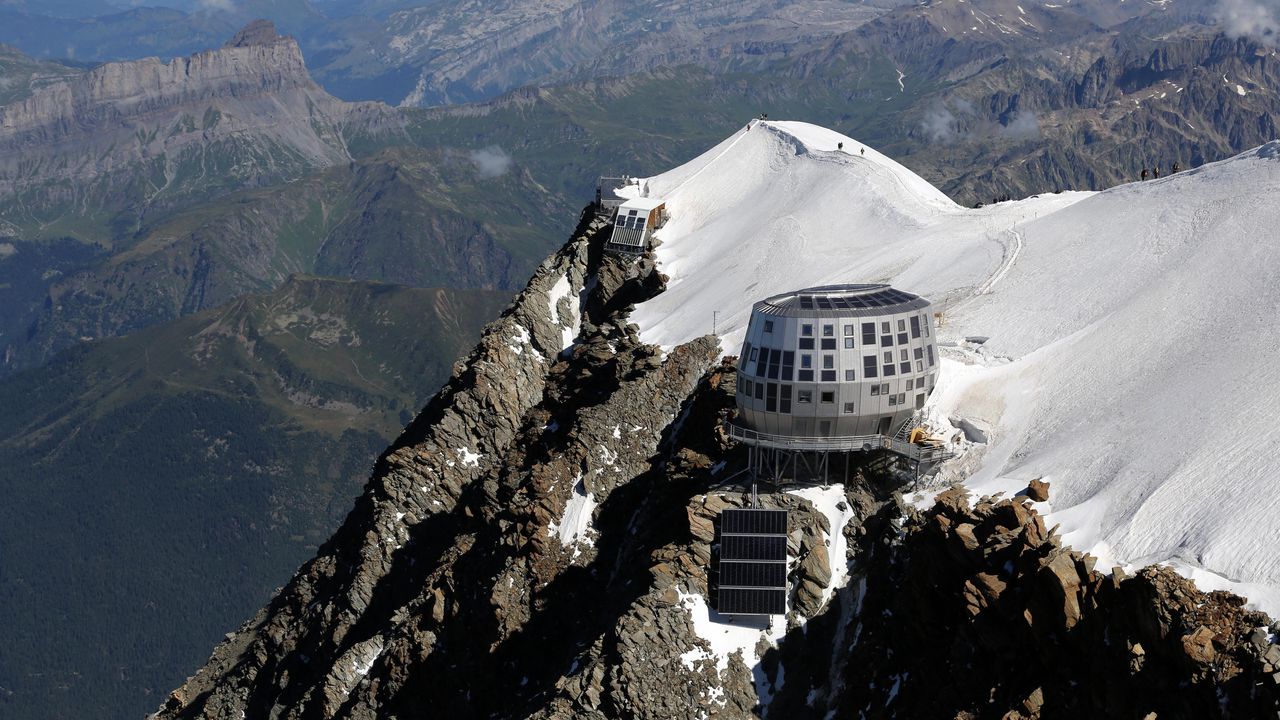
[225,19,285,49]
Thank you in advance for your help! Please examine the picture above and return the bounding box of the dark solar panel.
[721,509,788,535]
[720,561,787,587]
[717,508,789,614]
[720,535,787,561]
[718,588,786,615]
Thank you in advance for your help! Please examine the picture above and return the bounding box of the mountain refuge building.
[605,197,665,254]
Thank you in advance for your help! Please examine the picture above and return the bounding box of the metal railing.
[725,420,953,465]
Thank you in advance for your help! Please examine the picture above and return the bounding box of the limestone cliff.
[0,20,398,222]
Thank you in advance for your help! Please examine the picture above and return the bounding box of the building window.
[883,363,896,376]
[897,332,908,345]
[862,323,875,344]
[750,347,759,361]
[799,338,815,350]
[916,361,923,372]
[764,320,774,333]
[910,316,921,339]
[821,338,837,350]
[888,394,898,406]
[780,384,792,414]
[823,324,834,336]
[924,319,931,337]
[914,347,924,360]
[900,349,909,361]
[916,393,926,410]
[821,370,837,382]
[802,323,813,336]
[871,384,881,397]
[798,370,814,382]
[801,354,812,368]
[798,390,813,403]
[767,348,782,379]
[883,351,893,363]
[766,382,778,412]
[782,351,795,381]
[881,321,890,334]
[742,379,754,396]
[843,402,856,414]
[927,345,935,367]
[844,337,855,349]
[880,383,890,395]
[897,319,906,332]
[754,382,764,400]
[881,335,892,347]
[863,356,878,378]
[898,392,907,405]
[845,369,855,381]
[900,362,911,374]
[823,355,834,369]
[906,379,914,391]
[843,324,854,336]
[821,391,835,403]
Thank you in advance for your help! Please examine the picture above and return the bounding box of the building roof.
[619,197,664,212]
[754,283,929,318]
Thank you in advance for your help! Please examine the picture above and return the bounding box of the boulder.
[1027,478,1050,502]
[1182,626,1217,664]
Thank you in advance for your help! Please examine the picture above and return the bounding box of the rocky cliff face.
[0,20,398,232]
[155,210,1280,719]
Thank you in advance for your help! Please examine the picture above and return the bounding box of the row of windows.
[744,342,936,381]
[761,316,931,341]
[738,379,929,414]
[741,376,934,402]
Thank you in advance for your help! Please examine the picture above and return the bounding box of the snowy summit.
[630,120,1280,613]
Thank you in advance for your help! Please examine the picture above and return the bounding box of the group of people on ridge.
[1141,162,1180,180]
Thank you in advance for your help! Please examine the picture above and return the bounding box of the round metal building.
[733,284,939,442]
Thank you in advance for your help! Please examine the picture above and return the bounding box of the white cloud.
[920,104,960,143]
[1000,110,1041,141]
[199,0,237,12]
[468,146,513,178]
[1213,0,1280,42]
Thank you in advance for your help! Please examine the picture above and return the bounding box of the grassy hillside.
[0,275,510,719]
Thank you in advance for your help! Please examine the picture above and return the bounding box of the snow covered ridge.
[632,123,1280,614]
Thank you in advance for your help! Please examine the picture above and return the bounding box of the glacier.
[630,119,1280,614]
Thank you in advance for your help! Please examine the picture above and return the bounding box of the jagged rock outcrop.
[154,207,913,719]
[834,486,1280,719]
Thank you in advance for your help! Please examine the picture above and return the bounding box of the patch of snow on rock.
[789,485,857,609]
[556,474,597,559]
[548,272,580,350]
[456,447,482,467]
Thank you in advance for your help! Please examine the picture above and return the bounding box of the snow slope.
[631,120,1280,613]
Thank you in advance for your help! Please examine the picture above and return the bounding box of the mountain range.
[0,3,1278,718]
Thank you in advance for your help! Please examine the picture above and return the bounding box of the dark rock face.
[835,488,1280,719]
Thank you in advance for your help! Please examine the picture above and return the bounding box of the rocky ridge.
[157,207,1280,718]
[834,486,1280,719]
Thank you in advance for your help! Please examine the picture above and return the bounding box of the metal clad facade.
[734,284,939,439]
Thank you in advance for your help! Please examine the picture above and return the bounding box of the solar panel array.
[717,508,789,615]
[795,288,916,310]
